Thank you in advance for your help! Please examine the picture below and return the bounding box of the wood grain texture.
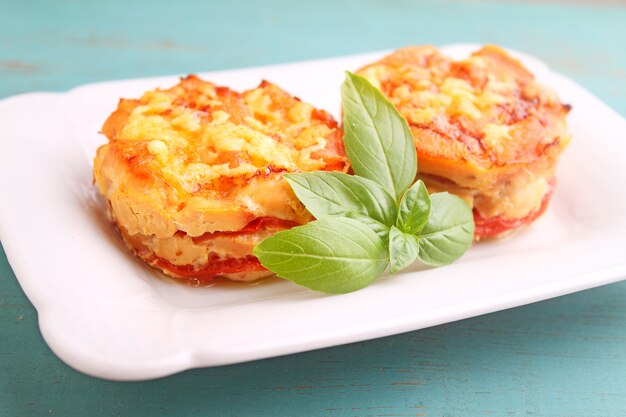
[1,0,625,416]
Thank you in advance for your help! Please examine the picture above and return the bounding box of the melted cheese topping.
[117,83,333,192]
[356,45,568,169]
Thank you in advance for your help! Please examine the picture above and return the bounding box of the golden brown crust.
[94,75,348,283]
[356,45,570,236]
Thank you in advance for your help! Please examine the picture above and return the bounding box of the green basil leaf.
[253,217,389,294]
[341,72,417,200]
[284,171,397,240]
[416,192,475,266]
[388,226,419,274]
[397,180,430,234]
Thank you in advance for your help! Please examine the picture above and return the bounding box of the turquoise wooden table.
[2,0,625,415]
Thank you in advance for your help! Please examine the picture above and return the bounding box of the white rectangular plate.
[1,44,625,381]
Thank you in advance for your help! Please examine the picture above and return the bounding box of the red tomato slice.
[151,255,266,284]
[159,217,301,283]
[474,184,554,239]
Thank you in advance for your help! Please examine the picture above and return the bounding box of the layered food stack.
[94,76,348,283]
[356,46,570,239]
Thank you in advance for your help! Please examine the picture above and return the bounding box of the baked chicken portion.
[94,75,348,284]
[356,45,570,238]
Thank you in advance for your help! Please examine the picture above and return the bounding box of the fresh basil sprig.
[254,72,474,294]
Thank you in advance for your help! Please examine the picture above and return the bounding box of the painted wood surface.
[1,0,625,415]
